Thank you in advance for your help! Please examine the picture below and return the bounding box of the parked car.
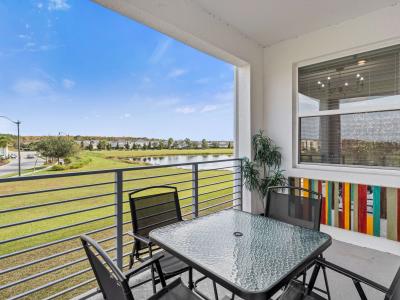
[26,154,35,159]
[0,155,5,160]
[10,154,17,159]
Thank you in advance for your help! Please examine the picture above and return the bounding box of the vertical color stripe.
[303,178,309,197]
[367,215,373,235]
[373,186,381,237]
[358,185,367,234]
[319,180,325,225]
[352,184,358,232]
[386,188,397,241]
[327,181,332,226]
[344,183,351,230]
[397,189,400,242]
[334,182,339,227]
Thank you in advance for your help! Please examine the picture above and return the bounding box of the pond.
[131,154,236,170]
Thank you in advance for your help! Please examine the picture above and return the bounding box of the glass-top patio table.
[149,209,332,300]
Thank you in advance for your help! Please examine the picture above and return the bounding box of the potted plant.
[242,130,286,212]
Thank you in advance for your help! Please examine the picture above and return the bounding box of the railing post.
[115,170,123,269]
[234,159,243,210]
[191,163,199,218]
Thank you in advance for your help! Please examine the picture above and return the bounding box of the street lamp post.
[0,116,21,176]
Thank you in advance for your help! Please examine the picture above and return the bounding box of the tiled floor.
[80,239,400,300]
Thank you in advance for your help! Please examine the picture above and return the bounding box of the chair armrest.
[124,254,164,279]
[315,258,389,294]
[128,231,152,246]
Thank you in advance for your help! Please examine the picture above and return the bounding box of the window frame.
[293,40,400,174]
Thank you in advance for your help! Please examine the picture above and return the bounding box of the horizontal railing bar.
[225,203,241,210]
[0,214,115,245]
[122,170,194,183]
[181,203,194,209]
[0,191,115,214]
[43,277,96,300]
[199,171,240,180]
[0,180,115,199]
[0,202,116,230]
[198,177,240,189]
[198,165,240,172]
[122,199,176,212]
[196,185,240,197]
[0,222,117,260]
[198,191,240,206]
[0,239,134,291]
[0,233,118,275]
[9,250,134,300]
[122,178,194,194]
[0,158,242,183]
[198,198,238,212]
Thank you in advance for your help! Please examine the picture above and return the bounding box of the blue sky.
[0,0,234,140]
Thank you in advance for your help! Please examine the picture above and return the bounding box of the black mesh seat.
[265,186,330,299]
[128,186,193,293]
[80,235,200,300]
[265,186,322,231]
[280,258,400,300]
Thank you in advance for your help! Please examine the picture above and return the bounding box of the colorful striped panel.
[288,177,400,242]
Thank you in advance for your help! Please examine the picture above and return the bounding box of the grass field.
[0,149,239,299]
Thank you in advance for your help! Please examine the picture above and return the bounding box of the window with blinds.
[297,44,400,168]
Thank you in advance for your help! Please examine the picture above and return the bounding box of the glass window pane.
[298,45,400,115]
[299,110,400,168]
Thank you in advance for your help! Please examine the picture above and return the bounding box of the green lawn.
[0,150,239,299]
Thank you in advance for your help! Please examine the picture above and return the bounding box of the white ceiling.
[193,0,400,47]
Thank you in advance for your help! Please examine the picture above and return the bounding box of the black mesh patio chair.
[280,257,400,300]
[128,186,193,294]
[265,186,330,299]
[80,235,201,300]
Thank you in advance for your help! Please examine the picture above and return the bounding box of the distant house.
[0,145,9,157]
[134,139,147,147]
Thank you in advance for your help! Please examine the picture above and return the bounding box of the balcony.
[0,159,242,299]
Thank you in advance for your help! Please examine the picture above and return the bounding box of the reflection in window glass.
[298,44,400,168]
[299,111,400,167]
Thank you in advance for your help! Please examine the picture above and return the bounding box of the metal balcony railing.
[0,158,243,299]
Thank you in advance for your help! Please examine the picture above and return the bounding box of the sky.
[0,0,234,140]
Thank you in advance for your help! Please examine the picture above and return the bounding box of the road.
[0,151,45,176]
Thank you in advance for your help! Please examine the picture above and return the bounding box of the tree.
[184,138,192,149]
[97,140,107,150]
[36,136,79,164]
[167,138,174,149]
[142,143,147,150]
[0,136,10,148]
[227,141,232,149]
[211,141,219,148]
[201,139,208,149]
[116,142,120,150]
[147,141,152,149]
[106,142,112,150]
[87,142,94,151]
[131,142,137,150]
[173,141,179,149]
[80,141,84,149]
[242,130,286,210]
[125,142,130,150]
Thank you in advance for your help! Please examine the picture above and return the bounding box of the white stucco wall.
[264,4,400,189]
[94,0,265,212]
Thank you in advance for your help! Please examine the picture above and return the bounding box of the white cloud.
[167,68,187,79]
[12,79,51,96]
[201,105,217,113]
[37,2,44,9]
[175,106,196,114]
[62,79,75,89]
[48,0,70,11]
[18,34,30,39]
[149,38,172,64]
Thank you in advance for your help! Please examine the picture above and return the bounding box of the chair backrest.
[81,235,134,300]
[265,186,322,231]
[129,186,182,251]
[386,266,400,300]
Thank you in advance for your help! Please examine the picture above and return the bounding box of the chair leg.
[150,264,157,294]
[188,267,194,289]
[129,253,134,269]
[322,265,331,300]
[212,281,219,300]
